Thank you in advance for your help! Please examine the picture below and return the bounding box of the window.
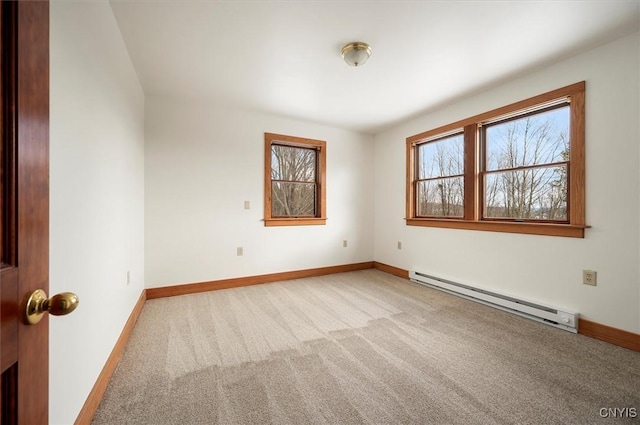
[416,131,465,218]
[406,82,586,237]
[483,103,569,221]
[264,133,326,226]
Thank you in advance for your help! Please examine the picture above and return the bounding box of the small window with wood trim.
[264,133,326,226]
[406,82,586,237]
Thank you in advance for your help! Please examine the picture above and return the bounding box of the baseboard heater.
[409,270,578,333]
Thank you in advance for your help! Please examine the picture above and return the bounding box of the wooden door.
[1,1,50,424]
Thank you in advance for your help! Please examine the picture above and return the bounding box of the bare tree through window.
[264,133,326,226]
[416,132,464,217]
[271,145,317,216]
[483,105,570,221]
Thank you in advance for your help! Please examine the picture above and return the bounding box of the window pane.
[417,177,464,217]
[271,145,316,182]
[484,164,567,221]
[271,182,316,216]
[417,133,464,179]
[485,105,569,172]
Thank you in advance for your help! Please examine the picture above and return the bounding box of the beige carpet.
[93,270,640,424]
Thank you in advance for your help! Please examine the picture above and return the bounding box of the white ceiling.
[110,1,640,135]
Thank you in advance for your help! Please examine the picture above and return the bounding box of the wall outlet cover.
[582,269,597,286]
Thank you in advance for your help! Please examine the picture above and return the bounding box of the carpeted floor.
[93,269,640,424]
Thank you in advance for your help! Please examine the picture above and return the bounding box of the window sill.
[405,218,588,238]
[264,218,327,227]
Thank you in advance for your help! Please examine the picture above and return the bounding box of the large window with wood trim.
[264,133,326,226]
[406,82,586,237]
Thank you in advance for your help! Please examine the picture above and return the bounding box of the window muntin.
[415,132,464,217]
[405,82,586,238]
[481,104,570,222]
[264,133,326,226]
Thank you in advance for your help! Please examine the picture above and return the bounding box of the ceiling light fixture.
[341,42,372,67]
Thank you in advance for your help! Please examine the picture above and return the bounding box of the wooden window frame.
[406,81,587,238]
[264,133,327,227]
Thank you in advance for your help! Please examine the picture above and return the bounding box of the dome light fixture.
[341,42,372,67]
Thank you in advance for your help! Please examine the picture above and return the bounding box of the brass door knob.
[24,289,79,325]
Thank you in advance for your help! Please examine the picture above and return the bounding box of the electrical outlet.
[397,241,402,250]
[127,270,131,285]
[244,200,250,210]
[237,247,243,256]
[583,270,597,286]
[343,240,348,248]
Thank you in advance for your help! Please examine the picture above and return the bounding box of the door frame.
[1,1,50,423]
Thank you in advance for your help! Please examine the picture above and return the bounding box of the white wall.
[50,3,145,424]
[374,32,640,334]
[145,98,374,288]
